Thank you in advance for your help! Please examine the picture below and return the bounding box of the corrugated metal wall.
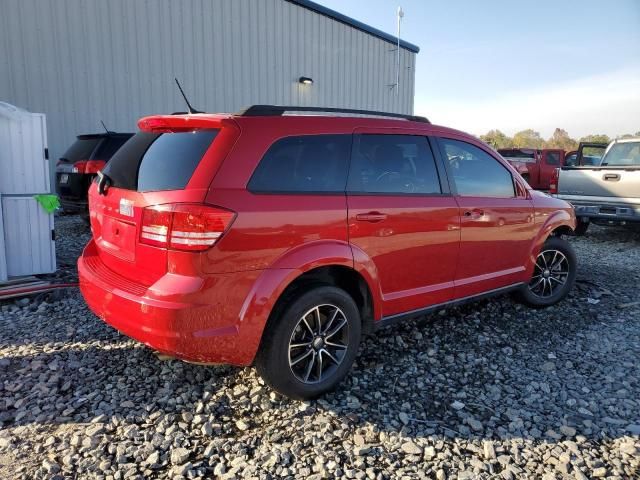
[0,0,417,171]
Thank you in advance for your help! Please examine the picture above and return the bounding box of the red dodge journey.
[78,106,577,399]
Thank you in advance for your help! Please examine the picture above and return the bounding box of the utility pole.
[396,6,404,95]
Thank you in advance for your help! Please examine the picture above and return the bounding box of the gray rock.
[353,434,366,446]
[42,459,60,474]
[170,448,190,465]
[201,422,213,436]
[400,441,422,455]
[626,424,640,435]
[236,420,250,431]
[592,467,607,477]
[145,451,160,466]
[424,446,436,459]
[354,446,371,456]
[213,463,226,476]
[560,425,577,437]
[467,418,483,432]
[398,412,410,425]
[483,441,496,460]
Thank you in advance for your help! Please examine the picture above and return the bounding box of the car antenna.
[100,120,114,134]
[174,78,202,114]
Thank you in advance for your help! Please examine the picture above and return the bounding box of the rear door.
[89,120,237,285]
[539,149,564,189]
[346,130,459,317]
[436,137,535,299]
[576,142,608,166]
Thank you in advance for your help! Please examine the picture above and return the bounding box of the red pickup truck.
[498,143,606,191]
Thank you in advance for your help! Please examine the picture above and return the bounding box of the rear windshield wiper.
[97,171,112,195]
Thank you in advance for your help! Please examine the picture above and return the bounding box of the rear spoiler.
[137,115,232,133]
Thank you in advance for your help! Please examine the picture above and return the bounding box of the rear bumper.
[77,240,262,365]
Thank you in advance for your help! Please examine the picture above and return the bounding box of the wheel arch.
[266,265,377,336]
[237,241,382,365]
[526,210,576,276]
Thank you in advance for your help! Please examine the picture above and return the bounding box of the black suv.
[56,133,132,218]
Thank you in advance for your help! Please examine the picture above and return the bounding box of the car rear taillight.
[72,161,87,173]
[85,160,106,174]
[72,160,106,174]
[140,204,235,251]
[549,168,560,194]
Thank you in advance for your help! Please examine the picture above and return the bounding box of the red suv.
[78,106,578,399]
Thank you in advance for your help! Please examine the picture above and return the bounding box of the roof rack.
[237,105,430,123]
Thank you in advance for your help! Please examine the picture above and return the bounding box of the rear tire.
[255,286,361,400]
[574,220,589,236]
[517,236,577,308]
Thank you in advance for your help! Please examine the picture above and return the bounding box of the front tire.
[255,286,361,400]
[517,236,577,308]
[574,220,589,236]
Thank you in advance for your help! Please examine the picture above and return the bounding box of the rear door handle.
[603,173,621,181]
[356,212,387,222]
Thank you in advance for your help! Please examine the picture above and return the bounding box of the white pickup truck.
[555,137,640,235]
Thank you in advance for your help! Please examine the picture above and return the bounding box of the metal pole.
[396,7,403,96]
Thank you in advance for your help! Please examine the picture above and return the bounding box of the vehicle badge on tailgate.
[119,198,134,217]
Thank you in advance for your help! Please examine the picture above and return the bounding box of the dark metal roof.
[286,0,420,53]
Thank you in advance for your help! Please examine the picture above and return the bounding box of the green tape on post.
[33,194,60,214]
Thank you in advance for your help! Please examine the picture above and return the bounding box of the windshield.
[601,142,640,166]
[498,149,536,163]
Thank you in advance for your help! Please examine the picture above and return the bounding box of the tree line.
[479,128,640,150]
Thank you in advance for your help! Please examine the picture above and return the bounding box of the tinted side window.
[102,130,218,191]
[546,152,561,165]
[248,135,351,193]
[440,138,515,198]
[348,135,441,194]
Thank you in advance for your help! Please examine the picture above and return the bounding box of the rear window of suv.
[93,136,132,160]
[61,138,101,162]
[248,134,351,193]
[102,130,218,191]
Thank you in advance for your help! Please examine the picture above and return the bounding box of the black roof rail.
[236,105,430,123]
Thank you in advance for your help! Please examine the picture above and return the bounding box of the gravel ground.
[1,214,638,480]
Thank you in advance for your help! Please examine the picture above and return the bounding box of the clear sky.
[317,0,640,138]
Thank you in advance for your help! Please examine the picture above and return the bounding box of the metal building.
[0,0,419,175]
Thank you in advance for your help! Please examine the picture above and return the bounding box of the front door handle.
[603,173,620,181]
[356,212,387,222]
[464,209,485,218]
